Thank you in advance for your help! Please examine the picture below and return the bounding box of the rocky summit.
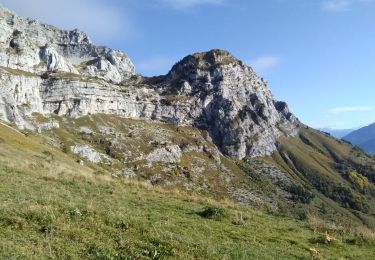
[164,50,298,158]
[0,6,297,159]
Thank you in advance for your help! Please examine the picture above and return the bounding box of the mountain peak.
[0,5,134,82]
[0,6,298,159]
[169,49,241,74]
[191,49,240,65]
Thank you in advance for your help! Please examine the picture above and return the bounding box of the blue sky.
[1,0,375,129]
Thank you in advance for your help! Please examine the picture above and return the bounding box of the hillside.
[18,113,373,227]
[361,139,375,155]
[344,123,375,155]
[1,123,375,259]
[1,5,375,259]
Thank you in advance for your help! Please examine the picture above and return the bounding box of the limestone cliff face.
[162,50,298,158]
[0,6,298,159]
[0,6,135,81]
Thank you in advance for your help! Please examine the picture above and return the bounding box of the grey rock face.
[113,168,137,178]
[40,45,79,73]
[146,145,182,163]
[161,50,299,158]
[0,6,134,82]
[0,7,299,159]
[79,126,93,135]
[71,145,103,163]
[37,120,59,133]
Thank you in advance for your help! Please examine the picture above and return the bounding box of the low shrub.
[198,206,227,221]
[286,185,315,204]
[347,171,370,191]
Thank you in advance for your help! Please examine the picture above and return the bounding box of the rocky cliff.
[0,6,298,159]
[0,7,134,80]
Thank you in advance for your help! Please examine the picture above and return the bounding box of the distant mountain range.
[343,123,375,155]
[320,128,356,139]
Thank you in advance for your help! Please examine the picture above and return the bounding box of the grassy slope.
[31,114,262,202]
[29,115,375,226]
[1,124,375,259]
[275,126,375,228]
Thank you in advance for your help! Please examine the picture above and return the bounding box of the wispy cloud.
[329,106,374,114]
[322,0,351,12]
[137,56,176,76]
[247,56,282,71]
[0,0,134,43]
[322,0,374,12]
[157,0,226,9]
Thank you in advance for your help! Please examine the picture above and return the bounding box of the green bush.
[286,185,315,204]
[199,206,227,221]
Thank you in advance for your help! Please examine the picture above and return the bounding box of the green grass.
[0,66,37,77]
[275,127,375,227]
[29,114,375,225]
[0,123,375,259]
[31,114,253,200]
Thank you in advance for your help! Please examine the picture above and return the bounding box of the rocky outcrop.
[37,120,59,133]
[0,6,299,159]
[0,6,134,82]
[40,45,78,73]
[146,145,182,163]
[71,145,105,163]
[161,50,299,158]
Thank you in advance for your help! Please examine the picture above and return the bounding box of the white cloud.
[329,106,374,114]
[0,0,133,43]
[322,0,351,12]
[157,0,226,9]
[137,56,175,76]
[322,0,374,12]
[247,56,281,71]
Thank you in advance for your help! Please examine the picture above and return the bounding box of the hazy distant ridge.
[343,123,375,155]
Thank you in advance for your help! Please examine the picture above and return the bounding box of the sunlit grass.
[0,123,374,259]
